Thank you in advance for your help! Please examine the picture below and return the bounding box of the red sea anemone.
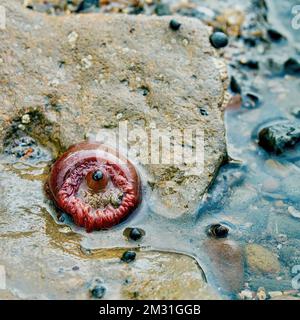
[47,142,141,232]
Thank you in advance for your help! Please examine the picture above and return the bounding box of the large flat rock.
[0,0,227,218]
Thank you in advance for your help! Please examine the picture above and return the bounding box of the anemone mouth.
[48,142,141,232]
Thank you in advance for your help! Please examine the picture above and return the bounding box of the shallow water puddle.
[0,132,220,299]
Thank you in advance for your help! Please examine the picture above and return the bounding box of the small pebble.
[239,289,254,300]
[182,39,189,46]
[76,0,99,13]
[239,59,259,70]
[199,107,208,116]
[58,226,72,234]
[284,58,300,76]
[169,19,181,31]
[90,285,106,299]
[209,32,228,49]
[121,250,136,263]
[68,31,78,46]
[230,76,241,94]
[18,124,26,131]
[267,29,285,42]
[242,93,260,109]
[21,114,31,124]
[81,56,93,69]
[207,223,229,238]
[129,228,143,241]
[256,287,267,300]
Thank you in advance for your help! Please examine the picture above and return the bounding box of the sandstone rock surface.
[0,0,227,218]
[120,251,220,300]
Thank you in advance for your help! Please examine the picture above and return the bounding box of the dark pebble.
[230,76,242,94]
[199,108,208,116]
[129,228,143,241]
[242,93,261,109]
[258,122,300,154]
[121,250,136,263]
[123,227,145,240]
[209,32,229,49]
[267,29,285,42]
[283,58,300,76]
[90,285,106,299]
[239,59,259,70]
[169,19,181,31]
[76,0,99,13]
[138,86,149,96]
[207,224,229,238]
[72,266,80,271]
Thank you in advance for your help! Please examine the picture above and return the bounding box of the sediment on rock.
[0,0,228,218]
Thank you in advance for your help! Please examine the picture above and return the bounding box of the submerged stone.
[242,93,261,109]
[267,29,285,42]
[206,223,229,238]
[245,244,280,275]
[204,239,244,293]
[229,76,242,94]
[258,122,300,154]
[239,59,259,70]
[283,58,300,76]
